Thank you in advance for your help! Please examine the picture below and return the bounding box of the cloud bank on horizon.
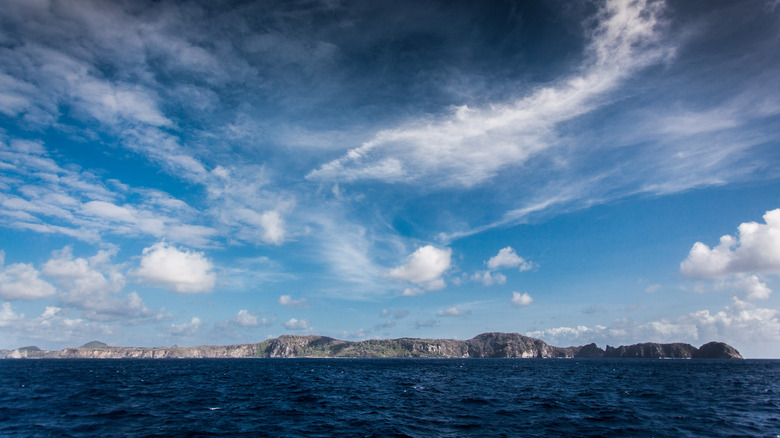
[1,0,779,357]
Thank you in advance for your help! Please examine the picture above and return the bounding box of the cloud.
[0,259,57,301]
[232,309,259,328]
[644,284,661,294]
[380,309,409,319]
[470,271,507,286]
[0,302,115,347]
[681,209,780,300]
[0,139,216,247]
[388,245,451,291]
[393,309,409,319]
[401,287,426,296]
[528,298,780,356]
[415,319,437,329]
[0,302,24,327]
[308,0,670,188]
[438,306,470,317]
[169,317,202,336]
[726,274,771,301]
[283,318,311,331]
[135,242,216,293]
[511,292,533,307]
[278,295,308,308]
[486,247,535,271]
[42,246,165,322]
[681,209,780,278]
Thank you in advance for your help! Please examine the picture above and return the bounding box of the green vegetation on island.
[1,332,743,359]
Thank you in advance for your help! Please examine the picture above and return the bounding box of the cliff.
[0,333,743,359]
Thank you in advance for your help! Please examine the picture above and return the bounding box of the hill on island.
[1,332,743,360]
[80,341,108,348]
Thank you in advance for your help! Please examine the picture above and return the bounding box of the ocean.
[1,358,778,437]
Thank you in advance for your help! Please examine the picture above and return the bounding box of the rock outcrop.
[603,342,698,359]
[0,334,743,359]
[693,341,743,359]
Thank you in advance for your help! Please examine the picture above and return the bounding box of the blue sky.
[1,0,779,357]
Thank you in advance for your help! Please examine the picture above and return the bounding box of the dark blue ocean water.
[1,359,778,437]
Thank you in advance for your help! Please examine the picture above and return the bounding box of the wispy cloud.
[308,0,671,188]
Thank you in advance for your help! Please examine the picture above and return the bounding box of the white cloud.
[0,302,24,327]
[169,317,202,336]
[644,284,661,294]
[277,295,307,308]
[486,247,535,271]
[401,287,425,296]
[511,292,533,307]
[0,302,116,346]
[470,270,507,286]
[728,274,771,301]
[308,0,670,187]
[528,297,780,357]
[135,242,216,293]
[259,210,285,245]
[438,306,469,317]
[232,309,259,327]
[228,208,287,246]
[42,247,164,323]
[388,245,452,291]
[681,209,780,278]
[681,209,780,300]
[283,318,311,331]
[0,139,216,247]
[0,260,56,301]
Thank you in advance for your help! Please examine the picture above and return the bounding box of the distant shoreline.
[1,332,743,360]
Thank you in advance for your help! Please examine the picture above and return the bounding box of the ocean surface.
[1,358,778,437]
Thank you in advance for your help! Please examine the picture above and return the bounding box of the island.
[0,332,743,359]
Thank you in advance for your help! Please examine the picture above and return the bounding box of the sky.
[1,0,779,358]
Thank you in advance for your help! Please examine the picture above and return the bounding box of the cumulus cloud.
[511,292,533,307]
[486,247,535,271]
[135,242,216,293]
[681,208,780,300]
[278,295,307,308]
[0,258,57,301]
[232,309,259,327]
[283,318,311,331]
[528,298,780,356]
[0,302,116,347]
[0,302,24,327]
[388,245,452,292]
[726,274,771,301]
[470,270,507,286]
[42,247,164,322]
[169,317,202,336]
[681,209,780,277]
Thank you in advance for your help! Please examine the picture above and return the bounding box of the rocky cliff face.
[0,334,743,359]
[603,342,698,359]
[694,341,743,359]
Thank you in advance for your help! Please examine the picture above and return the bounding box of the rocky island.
[0,332,742,359]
